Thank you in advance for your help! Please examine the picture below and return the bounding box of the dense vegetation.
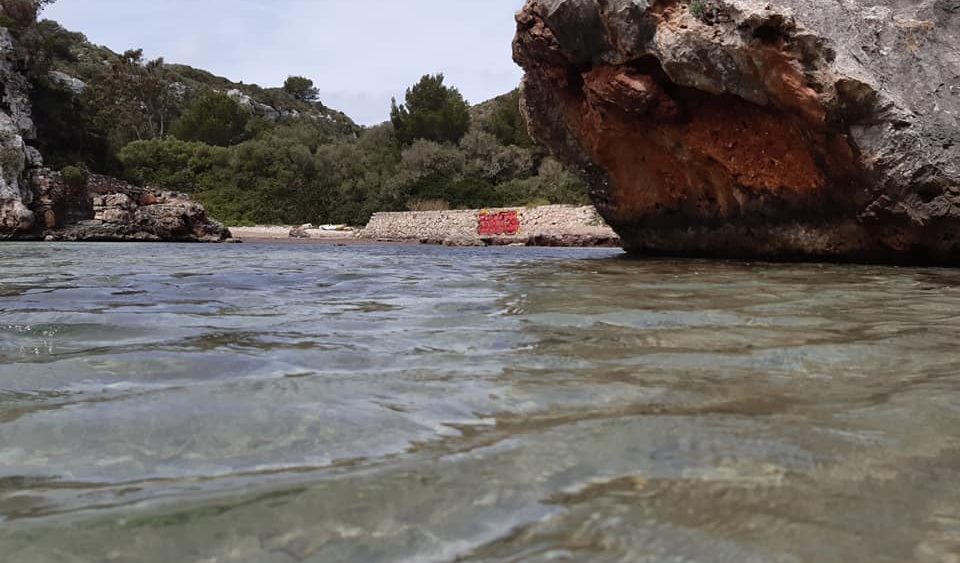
[9,2,589,226]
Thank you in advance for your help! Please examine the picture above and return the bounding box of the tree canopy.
[172,92,250,147]
[283,76,319,102]
[0,0,56,29]
[390,74,471,146]
[83,49,175,144]
[484,90,534,148]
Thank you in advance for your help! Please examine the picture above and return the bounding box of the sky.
[43,0,527,125]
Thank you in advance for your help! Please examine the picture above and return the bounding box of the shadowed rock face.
[0,27,36,237]
[28,171,231,243]
[514,0,960,264]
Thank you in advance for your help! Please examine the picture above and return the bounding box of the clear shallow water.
[1,242,960,562]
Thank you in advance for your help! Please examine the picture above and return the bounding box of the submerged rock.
[514,0,960,264]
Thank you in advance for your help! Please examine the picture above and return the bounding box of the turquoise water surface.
[1,242,959,562]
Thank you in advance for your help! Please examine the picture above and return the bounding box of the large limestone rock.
[514,0,960,264]
[33,171,231,243]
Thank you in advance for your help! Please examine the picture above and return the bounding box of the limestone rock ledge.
[514,0,960,264]
[28,170,230,243]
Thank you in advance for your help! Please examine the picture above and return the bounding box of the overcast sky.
[43,0,527,125]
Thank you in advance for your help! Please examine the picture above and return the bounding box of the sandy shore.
[228,226,360,243]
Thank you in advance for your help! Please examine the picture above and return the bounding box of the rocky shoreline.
[26,170,230,243]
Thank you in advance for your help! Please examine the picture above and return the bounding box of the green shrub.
[390,74,471,146]
[283,76,319,102]
[480,90,535,148]
[690,0,707,20]
[0,0,39,31]
[61,164,88,189]
[172,93,250,147]
[118,138,229,191]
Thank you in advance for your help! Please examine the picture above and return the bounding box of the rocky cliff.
[0,26,36,236]
[0,23,228,242]
[514,0,960,264]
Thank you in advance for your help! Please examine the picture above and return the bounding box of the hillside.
[31,20,359,171]
[23,16,588,227]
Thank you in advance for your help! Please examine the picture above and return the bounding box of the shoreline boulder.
[513,0,960,264]
[32,170,230,243]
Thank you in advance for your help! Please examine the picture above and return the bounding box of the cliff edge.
[0,26,36,235]
[514,0,960,264]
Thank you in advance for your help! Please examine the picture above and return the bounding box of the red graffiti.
[478,210,521,236]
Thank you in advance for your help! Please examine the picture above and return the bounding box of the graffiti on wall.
[478,210,521,236]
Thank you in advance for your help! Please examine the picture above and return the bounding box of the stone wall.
[359,205,620,247]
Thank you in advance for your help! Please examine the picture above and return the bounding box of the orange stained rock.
[563,64,857,223]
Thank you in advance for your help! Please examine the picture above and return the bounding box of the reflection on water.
[1,242,959,562]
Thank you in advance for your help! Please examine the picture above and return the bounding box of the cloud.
[44,0,527,125]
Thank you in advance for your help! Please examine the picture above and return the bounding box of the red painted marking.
[478,211,521,236]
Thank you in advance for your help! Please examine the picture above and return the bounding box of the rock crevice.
[514,0,960,264]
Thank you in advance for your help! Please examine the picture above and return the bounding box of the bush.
[482,90,534,148]
[390,74,471,146]
[118,138,229,191]
[283,75,319,102]
[172,92,250,147]
[461,129,535,183]
[397,139,464,182]
[61,164,89,188]
[690,0,708,20]
[0,0,40,30]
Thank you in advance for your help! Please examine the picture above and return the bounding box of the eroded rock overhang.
[514,0,960,264]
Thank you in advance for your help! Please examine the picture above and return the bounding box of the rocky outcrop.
[227,89,303,122]
[514,0,960,264]
[46,70,86,94]
[0,27,36,237]
[30,170,230,242]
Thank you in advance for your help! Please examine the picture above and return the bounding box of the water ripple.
[1,243,960,562]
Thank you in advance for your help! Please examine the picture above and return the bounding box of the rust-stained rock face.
[514,0,960,264]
